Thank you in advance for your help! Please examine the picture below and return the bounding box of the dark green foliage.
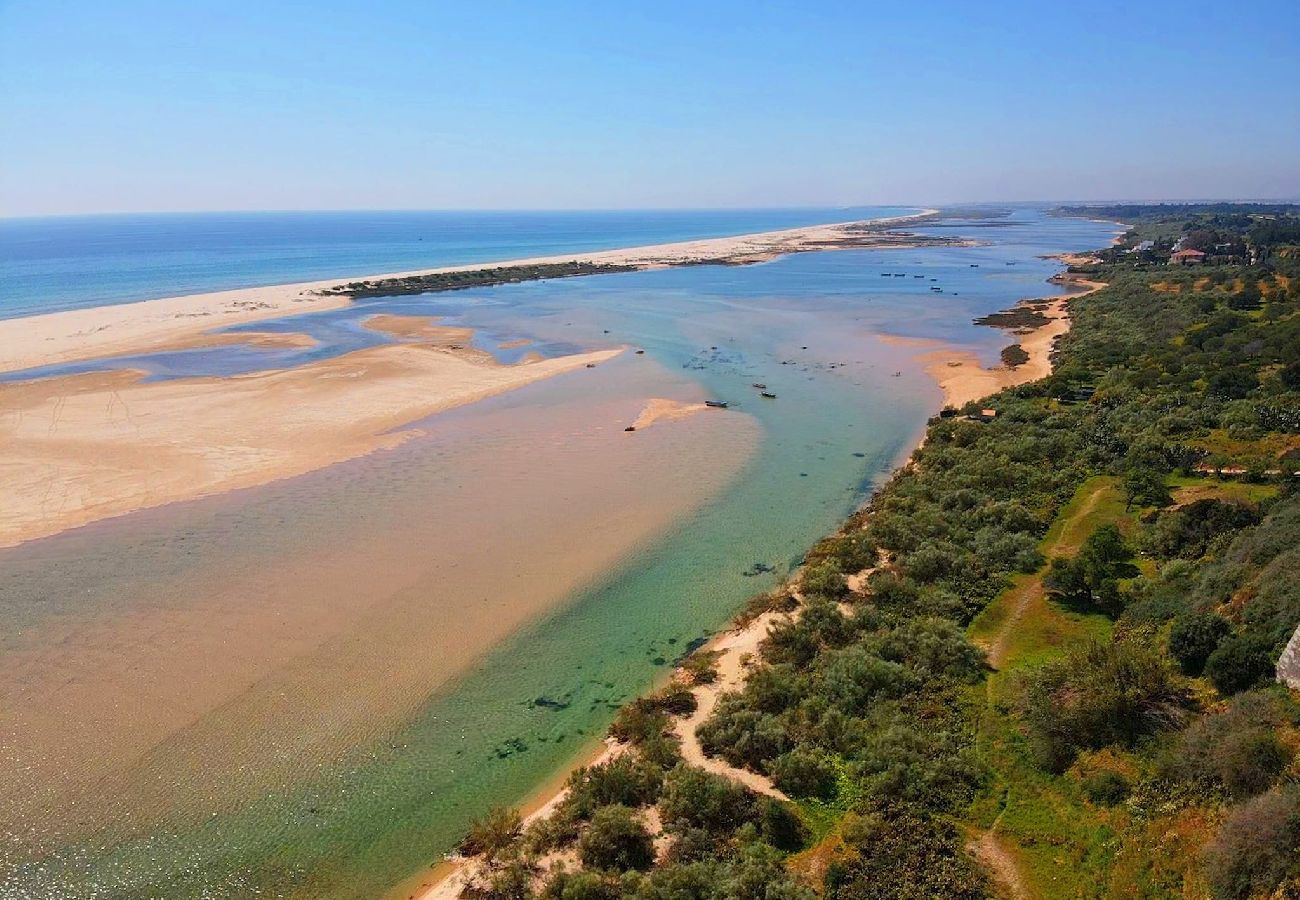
[767,747,838,799]
[326,261,636,299]
[755,797,806,851]
[578,806,654,872]
[1168,612,1231,675]
[801,560,849,600]
[1162,691,1294,799]
[1201,785,1300,900]
[538,869,621,900]
[1124,466,1172,510]
[1021,640,1189,772]
[565,755,665,818]
[1081,770,1130,805]
[1146,499,1260,561]
[1204,634,1274,695]
[657,765,757,835]
[824,805,989,899]
[1043,525,1139,616]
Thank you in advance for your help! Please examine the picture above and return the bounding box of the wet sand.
[0,357,761,848]
[879,277,1105,408]
[0,342,620,547]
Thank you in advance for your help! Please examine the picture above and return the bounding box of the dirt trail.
[673,610,789,799]
[984,482,1108,669]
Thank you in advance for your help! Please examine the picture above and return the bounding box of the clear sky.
[2,0,1297,216]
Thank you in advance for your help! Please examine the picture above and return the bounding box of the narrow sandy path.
[672,610,789,799]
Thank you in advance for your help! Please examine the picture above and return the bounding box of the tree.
[577,805,654,872]
[1124,466,1172,510]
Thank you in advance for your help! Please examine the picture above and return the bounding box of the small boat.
[624,426,636,432]
[585,363,597,368]
[891,371,901,377]
[704,400,729,409]
[913,275,925,278]
[760,392,777,399]
[635,349,645,354]
[752,383,767,389]
[930,286,943,292]
[969,264,979,267]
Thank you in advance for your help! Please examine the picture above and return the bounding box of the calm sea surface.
[0,207,1121,898]
[0,208,913,318]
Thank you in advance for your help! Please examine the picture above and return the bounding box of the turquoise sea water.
[0,207,1122,897]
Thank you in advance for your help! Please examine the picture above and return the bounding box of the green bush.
[658,765,757,835]
[1168,612,1231,675]
[767,747,838,799]
[577,805,655,872]
[1021,640,1189,772]
[802,560,848,600]
[1081,770,1130,805]
[1205,634,1274,695]
[565,754,665,818]
[460,805,523,860]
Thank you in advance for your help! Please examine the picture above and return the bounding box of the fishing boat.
[760,392,777,399]
[704,400,729,409]
[752,383,767,389]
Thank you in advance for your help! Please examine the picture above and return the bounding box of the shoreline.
[403,259,1106,900]
[0,209,940,375]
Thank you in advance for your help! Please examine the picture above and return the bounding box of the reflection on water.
[0,209,1123,898]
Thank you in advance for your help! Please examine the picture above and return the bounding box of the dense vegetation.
[323,261,636,299]
[451,207,1300,899]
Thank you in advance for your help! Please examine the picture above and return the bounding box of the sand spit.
[630,398,711,430]
[0,343,620,547]
[0,211,939,376]
[882,276,1106,409]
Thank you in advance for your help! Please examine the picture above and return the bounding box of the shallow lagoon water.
[0,209,1121,897]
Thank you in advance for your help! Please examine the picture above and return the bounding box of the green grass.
[964,476,1146,897]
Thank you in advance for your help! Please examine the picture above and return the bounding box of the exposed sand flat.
[631,397,711,430]
[0,343,620,547]
[881,277,1106,409]
[0,211,937,375]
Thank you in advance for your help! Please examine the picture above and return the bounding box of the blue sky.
[2,0,1297,216]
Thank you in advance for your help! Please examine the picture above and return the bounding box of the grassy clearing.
[966,476,1140,896]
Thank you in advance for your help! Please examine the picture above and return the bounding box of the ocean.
[0,208,913,318]
[0,207,1121,898]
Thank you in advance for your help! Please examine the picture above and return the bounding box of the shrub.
[658,765,757,835]
[1168,612,1231,675]
[565,754,664,817]
[1021,640,1188,772]
[538,869,620,900]
[1205,634,1274,695]
[1202,785,1300,900]
[577,805,654,872]
[825,805,989,899]
[802,561,848,600]
[460,806,523,860]
[1162,690,1294,799]
[680,650,720,685]
[756,797,806,851]
[1081,770,1130,805]
[767,747,838,799]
